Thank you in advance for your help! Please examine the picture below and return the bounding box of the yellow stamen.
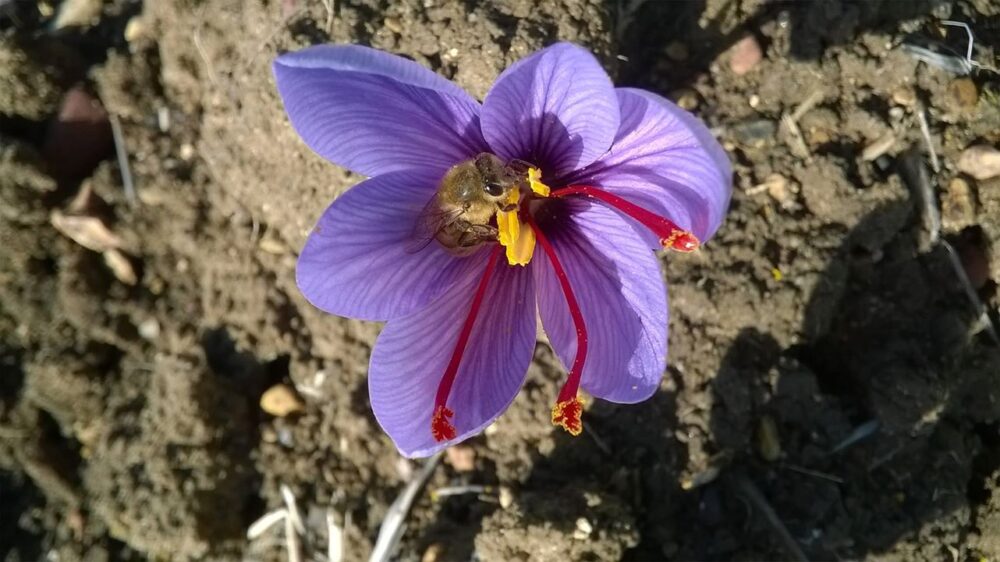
[528,167,551,196]
[496,181,537,266]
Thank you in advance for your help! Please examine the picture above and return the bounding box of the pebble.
[573,517,593,540]
[756,415,782,462]
[941,177,975,229]
[124,16,145,42]
[498,486,513,509]
[445,445,476,472]
[957,145,1000,180]
[260,384,305,417]
[949,77,978,109]
[861,132,896,161]
[891,86,917,107]
[421,543,444,562]
[138,318,160,341]
[673,88,699,111]
[383,16,403,33]
[665,41,689,61]
[728,34,763,75]
[732,119,776,147]
[764,174,796,209]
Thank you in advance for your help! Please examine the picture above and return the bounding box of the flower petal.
[481,43,619,177]
[568,88,732,244]
[534,200,667,403]
[296,171,483,321]
[273,44,487,176]
[369,260,536,457]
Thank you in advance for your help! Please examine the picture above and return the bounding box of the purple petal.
[274,44,487,176]
[534,200,667,403]
[369,258,536,457]
[481,42,619,177]
[567,88,732,244]
[296,171,484,321]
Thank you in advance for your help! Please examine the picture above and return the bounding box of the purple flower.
[273,42,732,457]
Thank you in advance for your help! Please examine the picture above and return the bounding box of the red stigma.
[551,185,701,252]
[552,396,584,436]
[526,214,589,437]
[431,405,457,442]
[430,245,503,442]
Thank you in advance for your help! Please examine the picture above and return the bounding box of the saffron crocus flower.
[273,42,731,457]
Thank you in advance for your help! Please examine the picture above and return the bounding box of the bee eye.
[483,182,505,196]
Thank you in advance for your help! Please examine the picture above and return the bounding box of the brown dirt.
[2,0,1000,560]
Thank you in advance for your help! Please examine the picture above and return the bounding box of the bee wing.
[405,198,465,254]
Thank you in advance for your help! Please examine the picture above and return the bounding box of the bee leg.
[456,224,498,247]
[506,159,535,174]
[500,202,519,212]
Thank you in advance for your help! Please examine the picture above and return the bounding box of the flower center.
[433,167,702,442]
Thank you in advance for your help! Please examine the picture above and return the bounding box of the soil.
[2,0,1000,561]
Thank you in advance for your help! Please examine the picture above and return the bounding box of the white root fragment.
[247,508,288,540]
[280,484,306,536]
[370,452,443,562]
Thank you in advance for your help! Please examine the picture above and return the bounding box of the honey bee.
[410,153,528,255]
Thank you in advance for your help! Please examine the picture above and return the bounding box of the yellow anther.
[528,167,550,197]
[496,188,535,266]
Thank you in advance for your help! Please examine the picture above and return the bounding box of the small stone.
[949,77,978,109]
[732,119,777,147]
[484,421,499,436]
[806,127,831,147]
[138,318,160,341]
[748,94,761,109]
[957,145,1000,180]
[573,517,593,540]
[756,415,782,462]
[764,173,797,209]
[584,492,602,507]
[52,0,102,30]
[498,486,513,509]
[861,131,896,161]
[383,16,403,34]
[260,384,305,417]
[728,34,763,75]
[673,88,699,111]
[421,543,445,562]
[179,143,195,161]
[124,16,145,42]
[665,41,689,61]
[445,445,476,472]
[941,177,975,230]
[891,86,917,107]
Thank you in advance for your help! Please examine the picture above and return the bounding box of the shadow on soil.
[610,0,958,90]
[521,150,1000,558]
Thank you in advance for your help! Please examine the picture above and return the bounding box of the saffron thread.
[431,245,504,441]
[551,185,700,252]
[526,214,587,436]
